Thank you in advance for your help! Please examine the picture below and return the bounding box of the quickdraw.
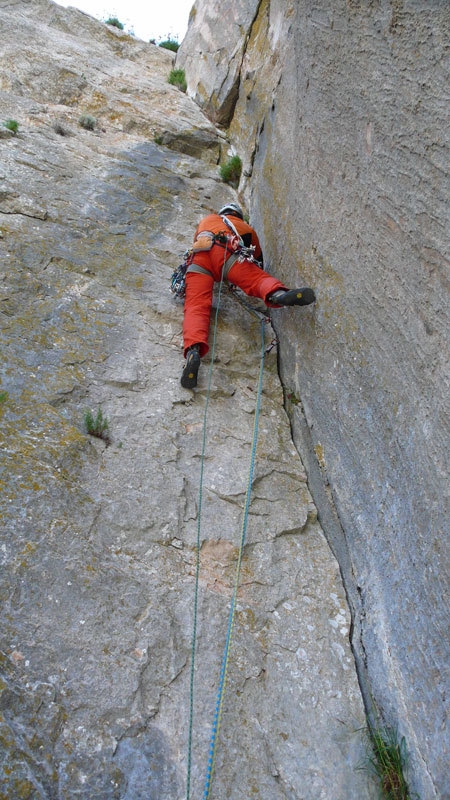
[219,215,260,266]
[170,257,189,299]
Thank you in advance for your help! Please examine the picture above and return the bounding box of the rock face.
[1,2,371,799]
[178,2,449,798]
[177,0,261,126]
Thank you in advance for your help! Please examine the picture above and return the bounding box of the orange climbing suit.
[183,214,286,357]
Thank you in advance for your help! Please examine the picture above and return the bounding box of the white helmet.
[218,203,244,219]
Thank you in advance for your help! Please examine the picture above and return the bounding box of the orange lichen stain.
[18,541,38,568]
[314,442,327,472]
[13,777,37,798]
[10,650,25,665]
[237,607,257,630]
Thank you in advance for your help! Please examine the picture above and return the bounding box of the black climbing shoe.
[268,287,316,307]
[181,345,201,389]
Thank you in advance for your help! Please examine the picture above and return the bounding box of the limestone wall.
[178,2,450,797]
[0,2,372,797]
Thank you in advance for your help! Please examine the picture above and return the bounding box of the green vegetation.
[79,114,96,131]
[159,38,180,52]
[361,724,414,800]
[53,122,70,136]
[84,408,110,444]
[286,390,301,405]
[220,154,242,188]
[168,68,187,93]
[105,16,124,30]
[0,390,9,404]
[4,119,19,134]
[154,133,164,145]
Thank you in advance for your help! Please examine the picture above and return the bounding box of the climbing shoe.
[181,345,201,389]
[268,287,316,306]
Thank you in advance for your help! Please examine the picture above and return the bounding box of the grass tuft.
[168,68,187,93]
[79,114,96,131]
[53,122,70,136]
[220,155,242,188]
[159,39,179,52]
[84,408,110,445]
[105,16,124,30]
[360,724,414,800]
[4,119,19,134]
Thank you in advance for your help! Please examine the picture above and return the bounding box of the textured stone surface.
[177,0,261,126]
[0,0,220,164]
[180,1,450,798]
[0,2,370,798]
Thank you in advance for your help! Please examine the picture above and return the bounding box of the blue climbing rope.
[186,256,228,800]
[185,251,270,800]
[202,314,266,799]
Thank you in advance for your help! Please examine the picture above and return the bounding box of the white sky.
[54,0,193,44]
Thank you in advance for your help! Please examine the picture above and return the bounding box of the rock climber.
[181,203,316,388]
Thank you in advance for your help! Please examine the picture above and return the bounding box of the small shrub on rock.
[159,39,179,52]
[53,122,70,136]
[359,724,414,800]
[168,68,187,93]
[4,119,19,135]
[84,407,110,444]
[220,155,242,188]
[79,114,96,131]
[105,16,124,30]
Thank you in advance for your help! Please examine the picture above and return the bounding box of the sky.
[54,0,194,44]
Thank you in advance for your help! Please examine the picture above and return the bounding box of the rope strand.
[186,252,269,799]
[202,316,267,800]
[186,255,227,800]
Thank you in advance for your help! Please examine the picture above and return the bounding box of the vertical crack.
[280,381,374,724]
[213,0,266,127]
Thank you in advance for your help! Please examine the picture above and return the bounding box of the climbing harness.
[170,234,215,299]
[171,215,262,301]
[219,214,261,266]
[185,244,275,799]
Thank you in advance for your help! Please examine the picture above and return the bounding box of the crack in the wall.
[0,208,48,220]
[213,0,266,128]
[279,381,374,724]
